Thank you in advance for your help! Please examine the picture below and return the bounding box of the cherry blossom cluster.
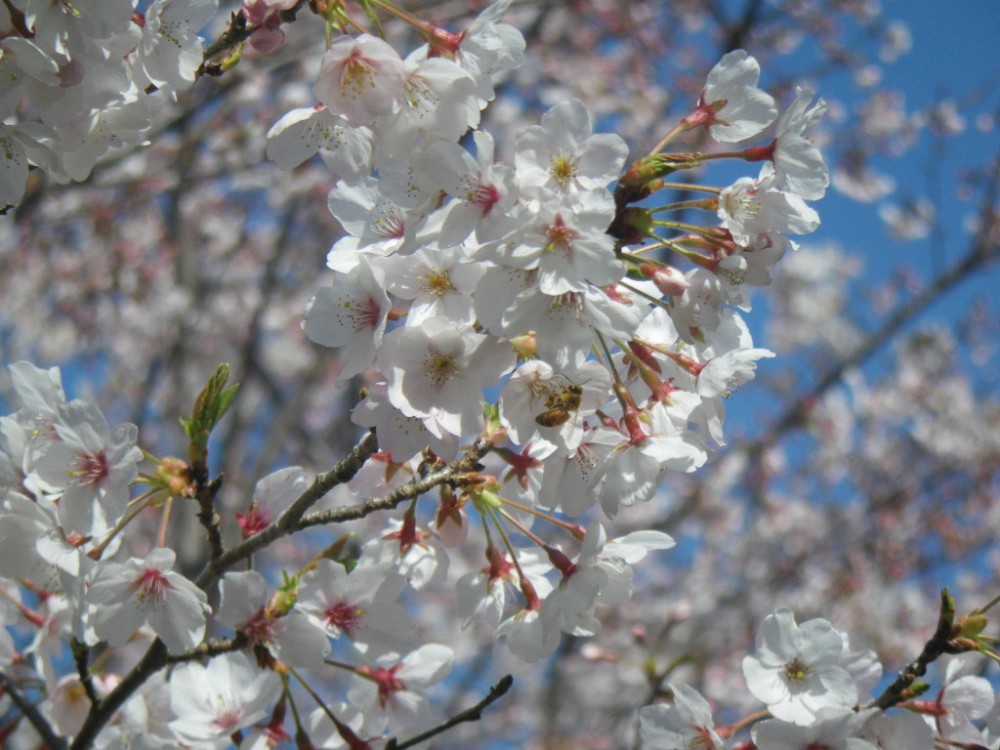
[1,353,996,750]
[263,0,828,661]
[641,606,1000,750]
[0,0,218,213]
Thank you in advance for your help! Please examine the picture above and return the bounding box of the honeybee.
[535,383,584,427]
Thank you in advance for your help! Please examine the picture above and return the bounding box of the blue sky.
[731,0,1000,397]
[813,0,999,298]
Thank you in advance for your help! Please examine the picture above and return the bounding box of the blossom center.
[213,708,244,731]
[372,203,406,239]
[465,180,501,213]
[352,297,383,331]
[136,568,170,601]
[486,550,515,582]
[405,77,434,111]
[543,215,579,255]
[236,503,271,538]
[71,449,109,485]
[424,351,460,386]
[420,271,454,296]
[245,609,277,646]
[690,726,716,750]
[549,152,578,187]
[724,191,760,220]
[340,52,378,100]
[324,600,364,635]
[784,657,810,683]
[362,664,406,707]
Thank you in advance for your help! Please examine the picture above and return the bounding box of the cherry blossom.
[416,130,518,247]
[87,547,210,654]
[378,316,515,438]
[217,570,328,668]
[348,643,455,736]
[297,558,418,658]
[769,88,830,201]
[639,682,725,750]
[718,165,820,248]
[235,466,310,539]
[168,651,283,744]
[923,656,997,743]
[859,711,934,750]
[136,0,219,91]
[685,49,778,142]
[742,607,859,725]
[29,400,142,537]
[514,99,630,194]
[265,107,373,177]
[751,711,877,750]
[5,4,991,749]
[314,34,407,126]
[302,255,391,384]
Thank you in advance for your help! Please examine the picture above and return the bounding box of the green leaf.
[184,364,239,467]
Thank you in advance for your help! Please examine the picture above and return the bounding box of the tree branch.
[298,437,493,528]
[196,429,379,588]
[197,1,309,78]
[70,640,168,750]
[0,671,67,750]
[743,152,1000,453]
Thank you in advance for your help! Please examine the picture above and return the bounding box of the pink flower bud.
[643,264,691,296]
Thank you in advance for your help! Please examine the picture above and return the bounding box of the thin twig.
[195,473,226,565]
[196,429,379,588]
[197,2,309,78]
[385,674,514,750]
[0,671,67,750]
[872,589,956,710]
[298,437,494,528]
[70,640,168,750]
[71,638,99,705]
[164,632,250,664]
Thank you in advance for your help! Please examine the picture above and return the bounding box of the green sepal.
[271,571,301,617]
[958,612,988,639]
[355,0,386,37]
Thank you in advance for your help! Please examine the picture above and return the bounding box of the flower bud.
[642,264,691,296]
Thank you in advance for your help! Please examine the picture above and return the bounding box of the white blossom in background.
[639,682,725,750]
[0,0,218,211]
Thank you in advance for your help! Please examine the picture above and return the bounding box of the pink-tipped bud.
[642,264,691,296]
